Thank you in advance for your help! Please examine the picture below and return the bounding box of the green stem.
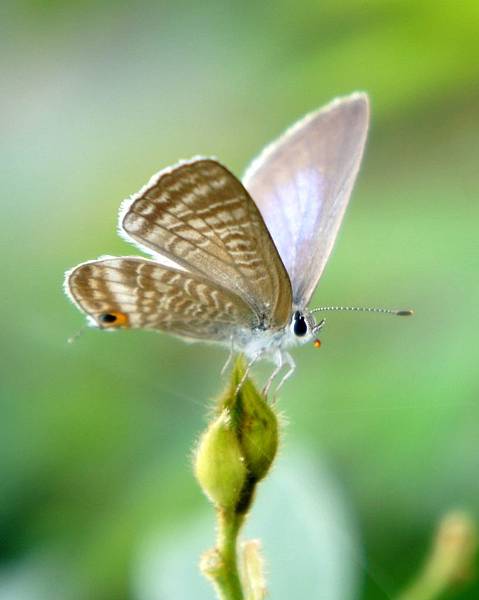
[201,477,259,599]
[212,508,245,600]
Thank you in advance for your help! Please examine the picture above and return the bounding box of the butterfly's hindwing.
[66,257,257,341]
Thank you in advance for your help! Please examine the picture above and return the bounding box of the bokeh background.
[1,1,478,599]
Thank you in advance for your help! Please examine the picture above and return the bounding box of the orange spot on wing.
[98,310,129,328]
[313,339,321,348]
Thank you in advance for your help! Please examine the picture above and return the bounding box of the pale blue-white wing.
[243,92,369,308]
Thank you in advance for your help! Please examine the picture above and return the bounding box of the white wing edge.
[117,155,221,271]
[63,254,175,327]
[243,92,369,184]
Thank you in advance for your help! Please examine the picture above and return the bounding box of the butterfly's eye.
[98,311,129,328]
[293,311,308,337]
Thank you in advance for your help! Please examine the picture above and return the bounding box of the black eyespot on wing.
[99,313,117,323]
[98,311,129,327]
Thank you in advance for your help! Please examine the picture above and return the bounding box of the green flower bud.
[234,367,278,482]
[194,410,247,511]
[195,356,279,514]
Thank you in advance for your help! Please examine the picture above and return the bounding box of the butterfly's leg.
[220,336,235,376]
[234,351,263,396]
[273,352,296,397]
[312,318,326,335]
[263,351,283,397]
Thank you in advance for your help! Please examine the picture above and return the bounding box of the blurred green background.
[1,1,478,598]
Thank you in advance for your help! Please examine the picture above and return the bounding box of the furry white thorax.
[234,308,317,362]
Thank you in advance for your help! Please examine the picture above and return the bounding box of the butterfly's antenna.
[310,306,414,317]
[67,324,88,345]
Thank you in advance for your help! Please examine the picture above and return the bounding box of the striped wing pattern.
[120,159,292,330]
[67,257,255,340]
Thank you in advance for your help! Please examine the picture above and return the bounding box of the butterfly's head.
[290,310,324,345]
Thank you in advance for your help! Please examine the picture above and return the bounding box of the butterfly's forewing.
[120,159,292,330]
[66,257,256,340]
[243,93,369,308]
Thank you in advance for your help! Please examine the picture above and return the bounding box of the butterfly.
[64,92,411,393]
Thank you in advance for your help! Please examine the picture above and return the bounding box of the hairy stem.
[213,508,245,600]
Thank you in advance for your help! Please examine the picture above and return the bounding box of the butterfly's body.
[65,93,373,392]
[234,312,308,355]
